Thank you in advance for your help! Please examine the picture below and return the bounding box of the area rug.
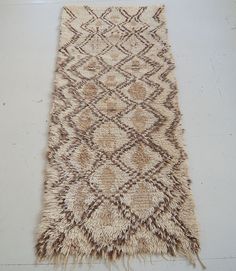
[36,5,202,267]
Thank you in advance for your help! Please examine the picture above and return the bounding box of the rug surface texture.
[36,5,200,266]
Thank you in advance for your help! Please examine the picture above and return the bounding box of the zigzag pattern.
[36,5,200,265]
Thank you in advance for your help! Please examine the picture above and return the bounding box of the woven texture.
[36,5,200,265]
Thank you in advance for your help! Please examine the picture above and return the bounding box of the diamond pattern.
[98,70,127,89]
[90,162,130,195]
[95,92,128,117]
[81,34,109,55]
[118,142,163,173]
[122,56,153,78]
[83,200,129,245]
[77,57,105,79]
[36,5,200,265]
[120,105,158,133]
[92,121,129,153]
[122,35,147,54]
[121,181,165,220]
[103,26,124,45]
[101,46,127,66]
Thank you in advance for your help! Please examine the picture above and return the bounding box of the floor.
[0,0,236,270]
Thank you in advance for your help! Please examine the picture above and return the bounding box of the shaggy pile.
[36,5,201,267]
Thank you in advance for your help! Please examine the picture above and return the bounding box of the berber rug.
[36,4,203,268]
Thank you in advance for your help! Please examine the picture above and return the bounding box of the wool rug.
[36,5,202,267]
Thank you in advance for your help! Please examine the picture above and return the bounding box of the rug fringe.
[36,250,205,270]
[196,253,206,269]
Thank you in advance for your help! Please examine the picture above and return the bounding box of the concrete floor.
[0,0,236,270]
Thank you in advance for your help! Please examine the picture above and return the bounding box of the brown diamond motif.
[95,93,128,117]
[118,142,163,173]
[92,121,129,154]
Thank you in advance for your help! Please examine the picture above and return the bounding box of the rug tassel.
[127,255,133,271]
[122,256,129,271]
[196,253,206,270]
[149,255,154,265]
